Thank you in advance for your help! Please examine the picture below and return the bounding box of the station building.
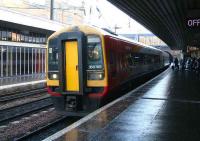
[0,0,85,25]
[0,7,64,85]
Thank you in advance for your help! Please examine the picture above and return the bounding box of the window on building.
[0,27,47,44]
[20,34,24,42]
[7,30,12,41]
[25,35,29,42]
[12,31,17,41]
[17,33,21,42]
[42,37,46,43]
[36,36,40,43]
[2,30,7,41]
[32,35,36,43]
[29,35,33,43]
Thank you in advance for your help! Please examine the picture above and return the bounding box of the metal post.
[1,47,3,77]
[28,48,29,74]
[16,47,17,75]
[50,0,54,20]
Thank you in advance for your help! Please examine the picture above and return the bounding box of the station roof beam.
[108,0,200,50]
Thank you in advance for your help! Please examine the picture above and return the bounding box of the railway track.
[15,115,80,141]
[0,88,47,102]
[0,97,53,126]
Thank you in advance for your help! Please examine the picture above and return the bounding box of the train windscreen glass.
[87,35,104,80]
[48,48,58,71]
[48,39,59,80]
[87,36,103,70]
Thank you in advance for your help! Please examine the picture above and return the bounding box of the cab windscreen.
[87,35,104,80]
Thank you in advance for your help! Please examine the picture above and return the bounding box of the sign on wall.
[187,18,200,28]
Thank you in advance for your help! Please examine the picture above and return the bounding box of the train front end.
[46,25,108,114]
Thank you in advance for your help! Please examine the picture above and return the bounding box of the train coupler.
[65,96,82,111]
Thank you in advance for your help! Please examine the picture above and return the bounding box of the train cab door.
[65,41,79,92]
[58,31,86,96]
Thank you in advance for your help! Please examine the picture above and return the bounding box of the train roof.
[0,7,64,32]
[97,26,164,54]
[49,24,166,55]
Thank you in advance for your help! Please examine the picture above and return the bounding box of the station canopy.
[108,0,200,50]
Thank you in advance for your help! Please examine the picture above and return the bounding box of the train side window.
[133,53,140,66]
[145,55,149,64]
[127,54,134,66]
[110,51,114,65]
[110,51,117,77]
[156,55,160,63]
[140,53,145,64]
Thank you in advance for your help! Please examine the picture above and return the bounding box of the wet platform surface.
[45,69,200,141]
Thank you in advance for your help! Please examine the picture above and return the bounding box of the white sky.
[84,0,152,34]
[18,0,152,34]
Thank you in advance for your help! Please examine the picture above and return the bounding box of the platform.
[44,68,200,141]
[0,73,45,86]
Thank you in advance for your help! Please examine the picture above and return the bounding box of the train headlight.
[48,72,59,80]
[52,74,58,79]
[87,71,104,80]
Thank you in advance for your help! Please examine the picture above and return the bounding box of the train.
[46,25,170,115]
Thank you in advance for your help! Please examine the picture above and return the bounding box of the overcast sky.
[21,0,153,34]
[84,0,152,34]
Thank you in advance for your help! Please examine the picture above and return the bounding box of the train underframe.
[50,65,169,116]
[51,94,102,116]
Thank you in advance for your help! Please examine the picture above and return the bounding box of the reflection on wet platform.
[46,69,200,141]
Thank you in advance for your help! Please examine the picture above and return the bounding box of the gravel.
[0,93,49,110]
[0,108,62,141]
